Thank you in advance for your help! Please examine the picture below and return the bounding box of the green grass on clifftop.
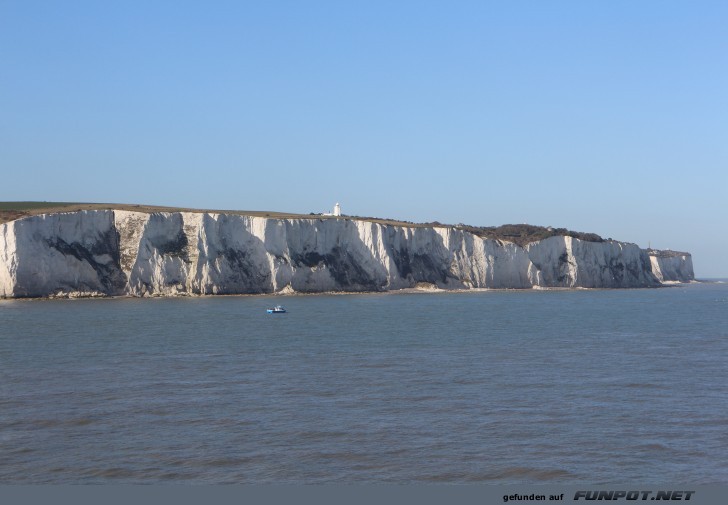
[0,202,317,225]
[0,201,84,211]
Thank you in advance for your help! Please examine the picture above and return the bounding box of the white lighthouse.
[333,202,341,216]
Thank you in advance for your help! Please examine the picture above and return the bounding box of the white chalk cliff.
[648,249,695,284]
[0,210,694,298]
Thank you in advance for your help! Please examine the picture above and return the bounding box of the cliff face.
[648,250,694,283]
[0,210,694,298]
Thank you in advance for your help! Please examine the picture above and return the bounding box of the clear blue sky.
[1,1,726,277]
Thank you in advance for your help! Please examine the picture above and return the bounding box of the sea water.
[1,283,727,484]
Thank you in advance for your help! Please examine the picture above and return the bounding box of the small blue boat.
[266,305,286,314]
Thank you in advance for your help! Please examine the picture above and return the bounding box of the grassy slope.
[0,202,325,226]
[0,201,610,246]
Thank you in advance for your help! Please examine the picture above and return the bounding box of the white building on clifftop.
[323,203,342,217]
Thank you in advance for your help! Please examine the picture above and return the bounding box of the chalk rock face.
[0,221,17,298]
[1,211,126,297]
[648,250,694,283]
[525,236,661,288]
[0,210,694,298]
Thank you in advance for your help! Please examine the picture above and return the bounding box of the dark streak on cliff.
[292,248,381,290]
[151,229,190,262]
[44,228,126,294]
[219,248,271,294]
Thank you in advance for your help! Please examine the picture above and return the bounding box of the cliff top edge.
[0,201,643,248]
